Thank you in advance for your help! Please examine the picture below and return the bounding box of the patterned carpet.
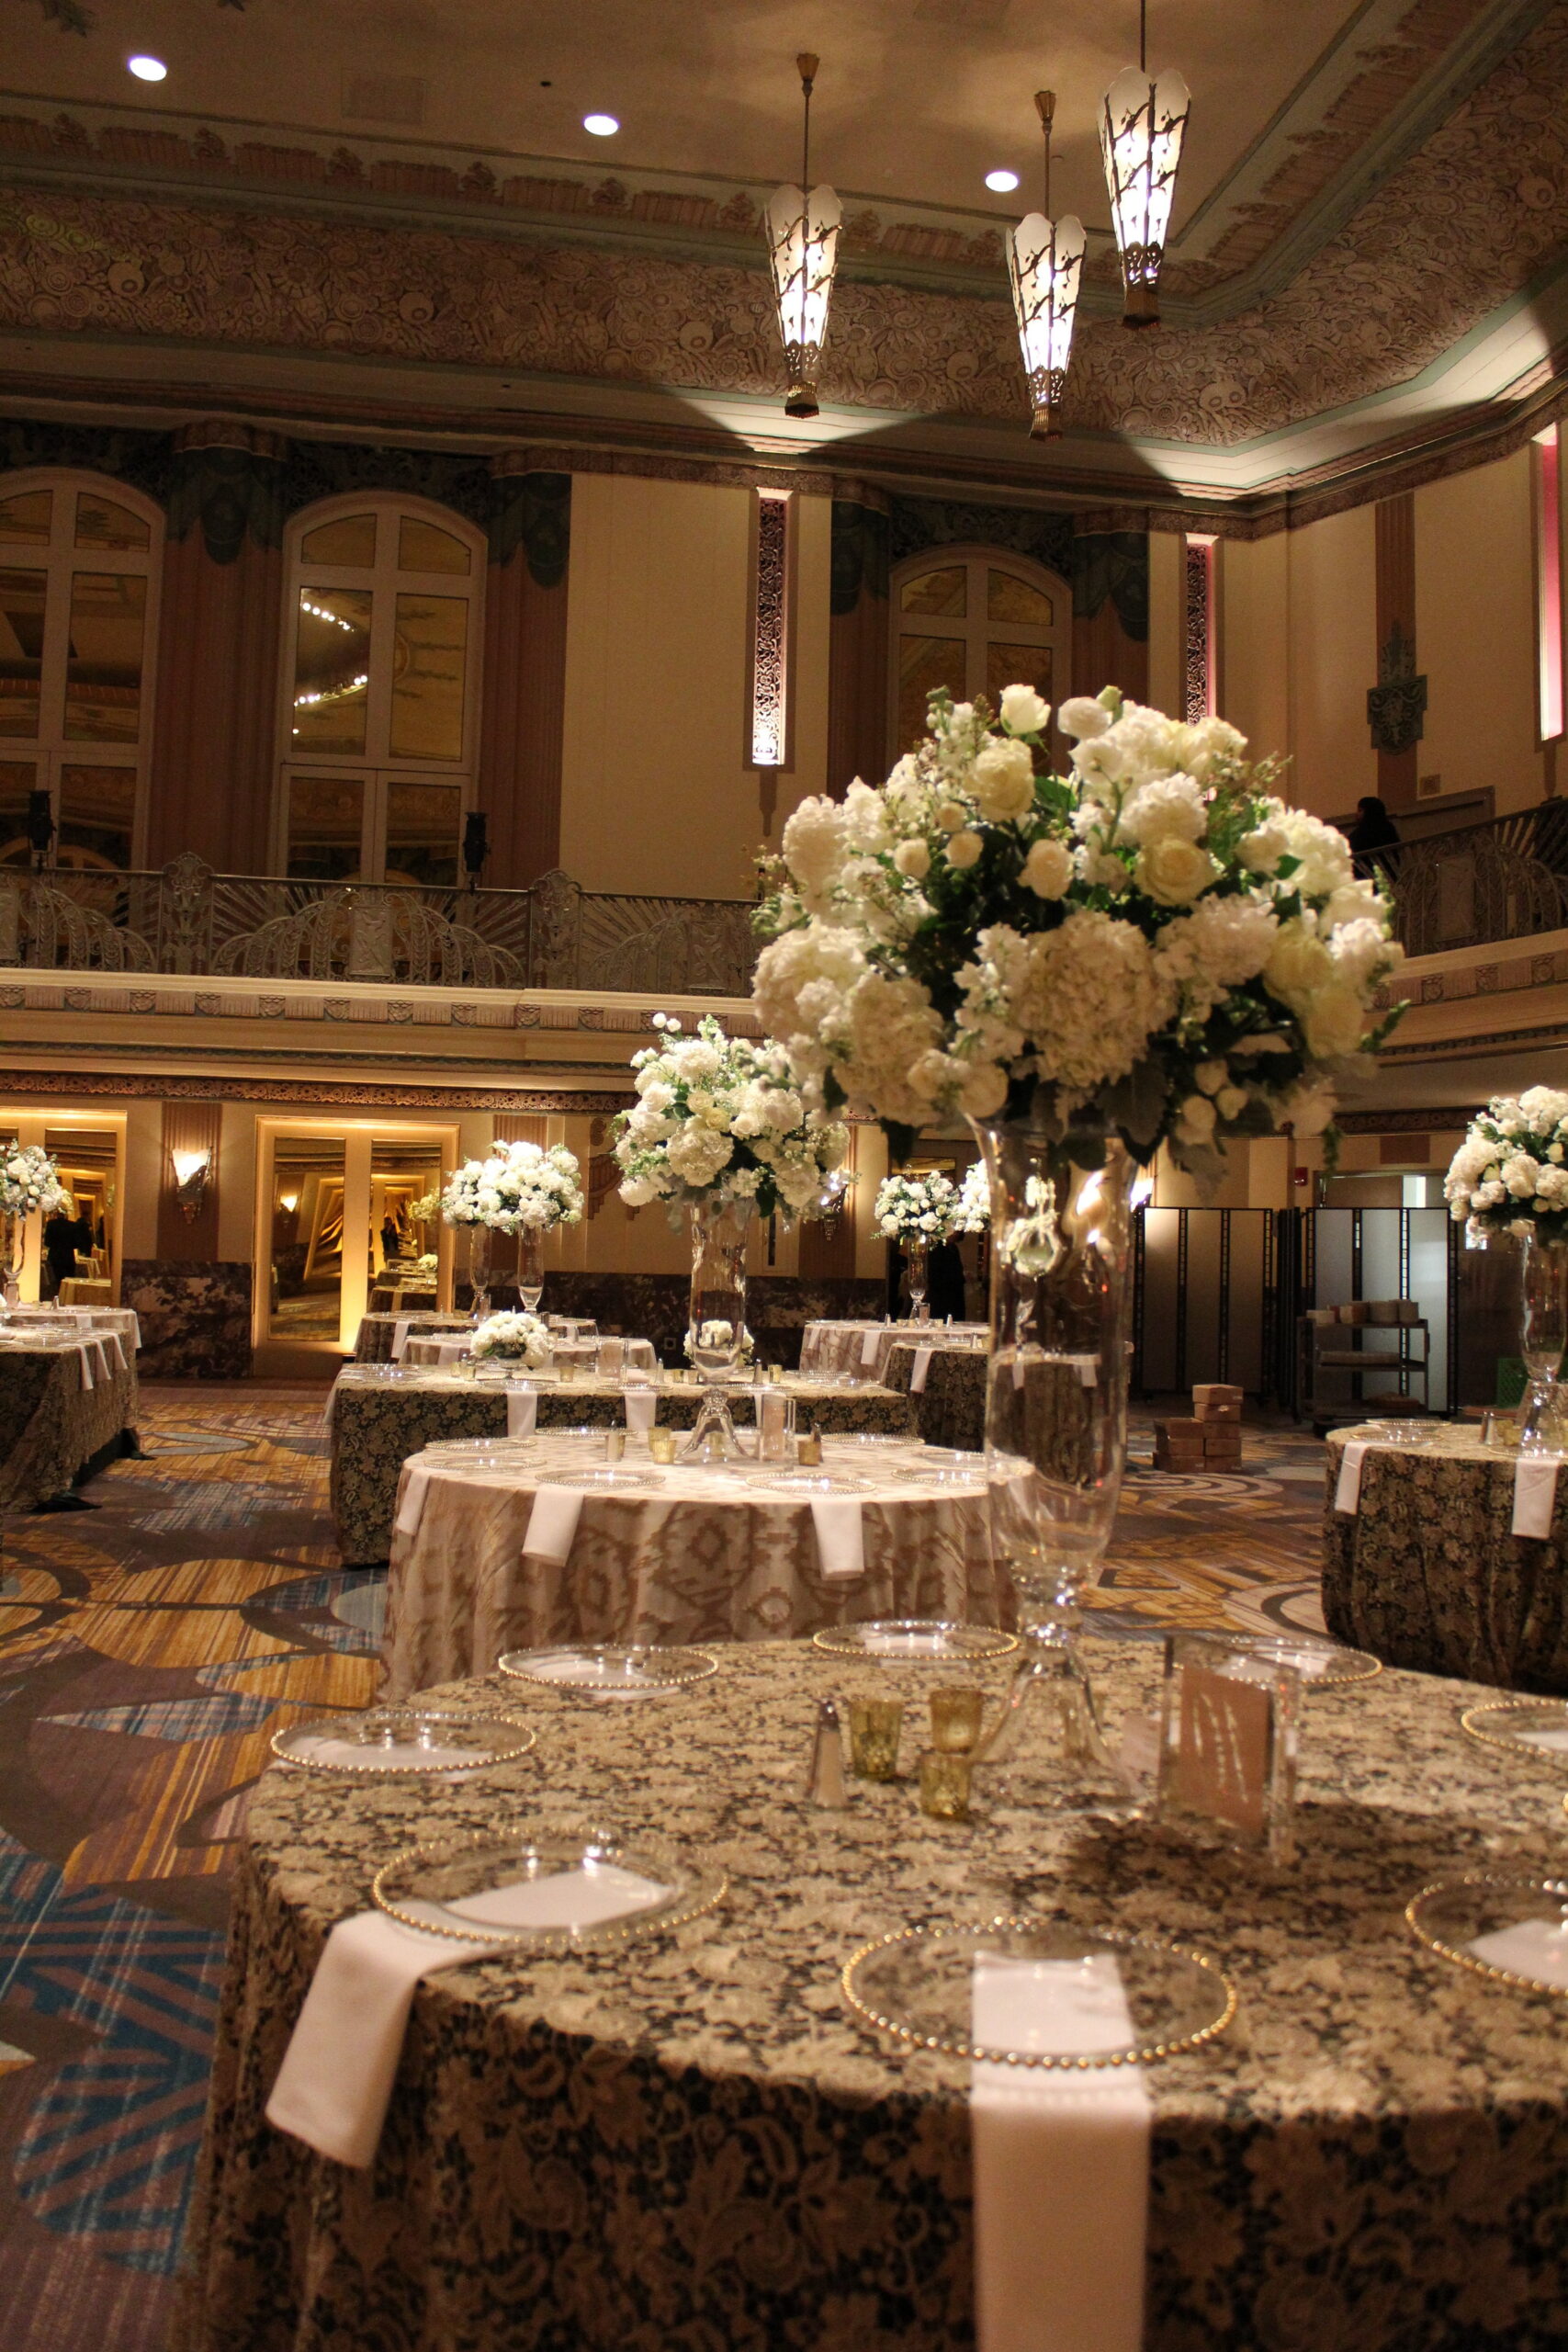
[0,1385,1327,2347]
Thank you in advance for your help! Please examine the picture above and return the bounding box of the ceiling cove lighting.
[582,112,619,136]
[764,52,841,422]
[1007,90,1084,441]
[127,54,167,82]
[1100,0,1190,328]
[986,168,1020,193]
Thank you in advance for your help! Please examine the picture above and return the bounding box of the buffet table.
[798,1317,986,1382]
[177,1634,1568,2352]
[380,1431,1007,1695]
[329,1370,917,1565]
[1324,1423,1568,1692]
[355,1311,471,1363]
[0,1329,139,1510]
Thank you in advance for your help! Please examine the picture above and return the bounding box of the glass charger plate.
[422,1436,535,1455]
[747,1470,871,1495]
[894,1467,989,1490]
[1217,1634,1382,1687]
[813,1620,1020,1661]
[548,1467,666,1492]
[496,1643,720,1693]
[1460,1700,1568,1763]
[1406,1872,1568,1996]
[271,1707,536,1776]
[841,1917,1236,2066]
[828,1434,912,1449]
[371,1822,726,1951]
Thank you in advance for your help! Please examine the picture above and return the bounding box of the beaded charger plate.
[842,1918,1237,2068]
[371,1823,727,1951]
[813,1620,1019,1662]
[1219,1634,1382,1688]
[1459,1699,1568,1763]
[1406,1872,1568,1996]
[497,1643,720,1693]
[271,1707,536,1777]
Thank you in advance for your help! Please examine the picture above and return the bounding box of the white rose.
[1216,1085,1247,1120]
[1056,695,1112,740]
[935,800,968,833]
[893,838,931,880]
[1505,1154,1541,1199]
[1021,838,1074,899]
[1236,823,1288,875]
[945,830,983,870]
[1265,922,1332,1001]
[969,737,1036,822]
[1135,837,1216,907]
[618,1177,660,1207]
[999,683,1050,736]
[1302,983,1366,1060]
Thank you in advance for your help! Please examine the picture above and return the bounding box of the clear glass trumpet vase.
[518,1227,546,1316]
[1519,1231,1568,1456]
[681,1193,753,1462]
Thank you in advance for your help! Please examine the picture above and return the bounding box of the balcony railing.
[1368,802,1568,958]
[0,855,760,997]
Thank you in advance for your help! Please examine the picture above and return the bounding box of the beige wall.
[1416,446,1546,816]
[1220,533,1290,773]
[559,475,831,900]
[1222,503,1379,815]
[1146,529,1184,719]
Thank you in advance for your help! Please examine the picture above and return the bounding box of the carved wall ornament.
[1367,619,1428,754]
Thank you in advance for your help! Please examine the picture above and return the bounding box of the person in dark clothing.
[380,1215,401,1264]
[1348,796,1400,876]
[927,1238,967,1322]
[41,1207,86,1301]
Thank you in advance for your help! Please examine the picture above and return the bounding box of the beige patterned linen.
[354,1311,471,1363]
[3,1306,142,1354]
[799,1318,986,1382]
[380,1433,1009,1697]
[0,1338,139,1509]
[401,1334,472,1367]
[177,1636,1568,2352]
[1324,1420,1568,1691]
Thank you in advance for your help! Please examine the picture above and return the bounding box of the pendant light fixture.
[1007,90,1084,440]
[764,53,841,420]
[1100,0,1190,328]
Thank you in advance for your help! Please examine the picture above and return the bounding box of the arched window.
[890,547,1070,761]
[276,496,485,887]
[0,472,163,870]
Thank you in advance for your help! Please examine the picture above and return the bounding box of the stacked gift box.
[1153,1383,1244,1474]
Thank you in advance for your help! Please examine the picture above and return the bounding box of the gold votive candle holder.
[796,1431,823,1466]
[847,1696,903,1782]
[919,1747,971,1822]
[929,1684,986,1754]
[648,1429,677,1464]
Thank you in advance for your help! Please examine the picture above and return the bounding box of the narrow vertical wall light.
[1533,424,1563,743]
[1183,534,1216,722]
[1101,0,1190,329]
[750,490,793,767]
[764,54,841,420]
[1007,90,1084,440]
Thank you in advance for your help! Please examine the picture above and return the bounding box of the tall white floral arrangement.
[1445,1091,1568,1243]
[956,1159,991,1233]
[442,1141,583,1234]
[874,1170,966,1243]
[614,1012,850,1220]
[753,684,1404,1179]
[0,1143,70,1221]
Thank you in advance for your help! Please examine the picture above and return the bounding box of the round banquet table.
[355,1311,472,1363]
[328,1368,916,1566]
[380,1432,1008,1697]
[177,1634,1568,2352]
[798,1317,986,1383]
[1324,1422,1568,1693]
[881,1335,988,1453]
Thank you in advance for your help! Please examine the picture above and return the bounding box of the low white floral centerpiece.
[442,1142,583,1233]
[683,1318,756,1365]
[754,684,1404,1177]
[1445,1091,1568,1243]
[874,1170,966,1243]
[470,1311,552,1366]
[0,1143,70,1221]
[614,1013,849,1216]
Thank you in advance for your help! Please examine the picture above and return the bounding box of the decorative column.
[1368,492,1426,813]
[826,492,890,798]
[479,459,572,887]
[146,423,288,874]
[1070,517,1150,707]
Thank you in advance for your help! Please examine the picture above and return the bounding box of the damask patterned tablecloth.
[880,1337,989,1453]
[354,1311,472,1363]
[177,1634,1568,2352]
[330,1371,917,1565]
[798,1318,986,1382]
[1323,1422,1568,1691]
[379,1432,1008,1696]
[0,1337,138,1510]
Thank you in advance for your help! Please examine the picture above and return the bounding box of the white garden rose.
[1119,775,1207,846]
[968,737,1036,822]
[998,683,1050,736]
[893,838,931,880]
[1301,982,1366,1060]
[1135,836,1216,907]
[945,830,983,869]
[1021,837,1074,899]
[1056,695,1113,740]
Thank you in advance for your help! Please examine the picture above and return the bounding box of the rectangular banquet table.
[0,1332,139,1510]
[379,1430,1009,1694]
[177,1634,1568,2352]
[1324,1421,1568,1691]
[799,1317,986,1383]
[328,1368,917,1565]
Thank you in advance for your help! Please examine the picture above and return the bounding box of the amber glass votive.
[929,1684,986,1754]
[919,1747,971,1821]
[847,1696,903,1781]
[648,1428,677,1464]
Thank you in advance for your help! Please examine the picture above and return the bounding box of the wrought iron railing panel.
[1367,801,1568,957]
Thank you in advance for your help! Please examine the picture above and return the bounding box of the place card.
[1156,1633,1301,1866]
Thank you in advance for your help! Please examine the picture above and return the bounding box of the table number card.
[1157,1634,1302,1866]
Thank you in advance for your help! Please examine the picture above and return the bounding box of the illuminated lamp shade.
[764,53,840,421]
[1100,63,1190,327]
[1008,212,1084,439]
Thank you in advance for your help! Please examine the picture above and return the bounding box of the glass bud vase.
[468,1225,494,1326]
[518,1227,546,1316]
[905,1241,930,1323]
[1519,1231,1568,1455]
[681,1194,753,1462]
[969,1114,1138,1815]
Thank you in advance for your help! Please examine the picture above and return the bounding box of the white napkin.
[100,1330,128,1374]
[911,1347,934,1394]
[810,1495,864,1580]
[73,1341,95,1392]
[267,1865,670,2167]
[436,1340,470,1364]
[970,1954,1151,2352]
[1334,1440,1370,1514]
[523,1485,583,1565]
[1512,1458,1561,1539]
[860,1328,881,1368]
[1468,1919,1568,1986]
[393,1464,433,1539]
[391,1317,412,1361]
[507,1389,538,1438]
[624,1390,657,1435]
[91,1334,112,1381]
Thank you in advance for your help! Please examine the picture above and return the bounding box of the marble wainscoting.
[120,1261,254,1379]
[450,1274,886,1365]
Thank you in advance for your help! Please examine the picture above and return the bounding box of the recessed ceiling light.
[127,54,167,82]
[985,168,1020,193]
[583,112,619,137]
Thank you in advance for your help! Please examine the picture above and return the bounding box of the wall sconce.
[278,1191,299,1215]
[171,1148,211,1223]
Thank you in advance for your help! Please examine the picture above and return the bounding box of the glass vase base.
[679,1383,749,1464]
[469,1291,491,1329]
[972,1650,1142,1819]
[1519,1376,1568,1456]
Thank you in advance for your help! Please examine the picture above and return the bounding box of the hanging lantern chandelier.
[1007,90,1084,441]
[1100,0,1190,328]
[764,52,841,420]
